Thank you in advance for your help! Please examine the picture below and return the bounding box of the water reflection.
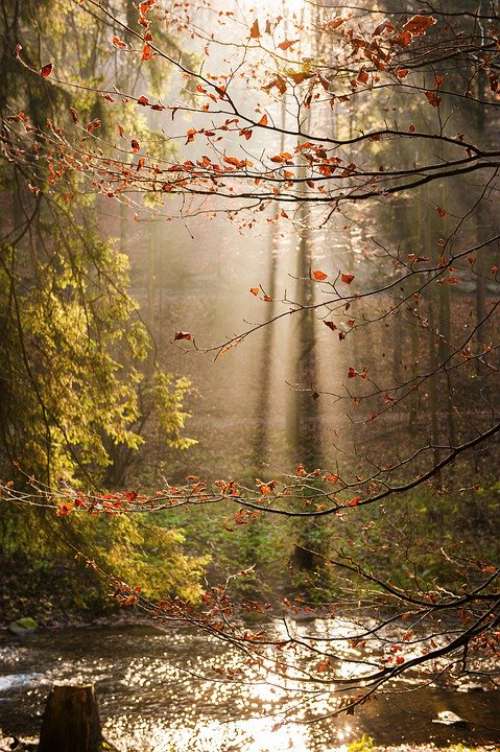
[1,624,499,751]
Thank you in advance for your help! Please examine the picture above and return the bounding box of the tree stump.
[38,684,103,752]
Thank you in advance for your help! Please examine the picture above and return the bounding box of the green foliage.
[0,503,209,616]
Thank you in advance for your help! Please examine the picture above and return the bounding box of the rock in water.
[432,710,467,726]
[8,617,38,637]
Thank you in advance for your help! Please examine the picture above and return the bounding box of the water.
[0,624,498,751]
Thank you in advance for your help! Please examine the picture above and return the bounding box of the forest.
[0,0,499,751]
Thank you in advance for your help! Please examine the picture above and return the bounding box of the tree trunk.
[38,684,103,752]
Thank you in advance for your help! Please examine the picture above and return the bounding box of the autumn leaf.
[324,321,336,331]
[40,63,53,78]
[263,76,287,95]
[142,43,153,61]
[436,206,447,218]
[185,129,197,144]
[278,39,298,51]
[425,90,441,107]
[312,270,328,281]
[347,496,361,507]
[250,19,260,39]
[402,15,437,37]
[357,68,369,84]
[112,35,127,49]
[224,155,249,169]
[249,287,260,296]
[270,152,293,164]
[289,71,312,85]
[315,658,330,673]
[131,139,140,153]
[258,113,268,126]
[324,473,339,484]
[396,67,409,78]
[341,272,355,284]
[137,95,150,106]
[174,331,192,341]
[348,367,357,378]
[86,118,101,133]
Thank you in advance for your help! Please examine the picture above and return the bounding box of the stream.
[0,624,499,751]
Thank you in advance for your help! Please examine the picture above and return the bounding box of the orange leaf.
[278,39,297,50]
[341,272,355,284]
[312,270,328,281]
[142,43,153,61]
[357,68,369,84]
[250,19,260,39]
[270,152,293,164]
[250,287,260,296]
[324,473,339,483]
[289,71,312,85]
[396,67,409,78]
[258,113,268,126]
[347,496,361,507]
[112,36,127,49]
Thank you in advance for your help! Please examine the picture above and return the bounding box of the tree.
[1,0,499,722]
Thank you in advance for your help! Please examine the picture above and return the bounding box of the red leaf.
[402,15,437,37]
[137,95,150,106]
[40,63,53,78]
[174,331,192,341]
[436,206,447,218]
[324,321,336,331]
[341,272,355,284]
[131,139,140,153]
[357,68,369,84]
[425,91,441,107]
[396,67,409,79]
[348,367,357,378]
